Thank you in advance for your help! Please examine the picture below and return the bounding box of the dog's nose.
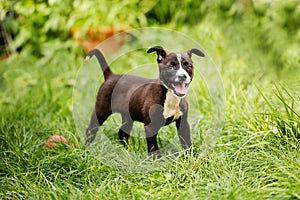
[177,74,187,82]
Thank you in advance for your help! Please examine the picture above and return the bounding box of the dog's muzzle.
[171,74,190,97]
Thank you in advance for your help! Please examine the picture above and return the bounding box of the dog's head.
[147,46,205,98]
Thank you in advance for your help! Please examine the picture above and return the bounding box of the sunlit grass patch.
[258,84,300,140]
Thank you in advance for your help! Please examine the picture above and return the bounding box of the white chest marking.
[163,90,182,120]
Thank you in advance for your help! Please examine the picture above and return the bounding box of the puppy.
[85,46,205,156]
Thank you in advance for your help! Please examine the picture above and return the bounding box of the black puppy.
[85,46,205,155]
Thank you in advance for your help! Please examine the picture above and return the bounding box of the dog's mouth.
[171,82,189,97]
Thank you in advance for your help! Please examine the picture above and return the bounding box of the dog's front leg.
[144,104,166,157]
[176,113,191,149]
[145,125,164,159]
[145,125,160,154]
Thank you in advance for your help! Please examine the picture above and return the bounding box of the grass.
[1,22,300,199]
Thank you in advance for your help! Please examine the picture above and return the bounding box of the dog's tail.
[86,49,112,80]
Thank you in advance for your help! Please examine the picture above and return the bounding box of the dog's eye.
[183,61,190,67]
[184,62,192,70]
[168,62,176,69]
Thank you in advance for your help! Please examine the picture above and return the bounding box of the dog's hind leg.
[118,114,133,146]
[86,109,111,145]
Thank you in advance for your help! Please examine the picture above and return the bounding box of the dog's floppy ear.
[147,46,167,63]
[187,48,205,58]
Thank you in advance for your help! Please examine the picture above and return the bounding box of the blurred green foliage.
[0,0,299,72]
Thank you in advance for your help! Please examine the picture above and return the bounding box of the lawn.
[1,1,300,199]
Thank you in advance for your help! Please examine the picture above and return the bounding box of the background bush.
[1,0,299,72]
